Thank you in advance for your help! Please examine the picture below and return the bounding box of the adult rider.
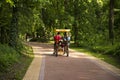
[53,32,62,54]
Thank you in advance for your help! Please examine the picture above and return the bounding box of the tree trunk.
[73,21,79,45]
[9,6,18,48]
[0,27,7,44]
[0,27,4,44]
[109,0,114,45]
[73,0,79,46]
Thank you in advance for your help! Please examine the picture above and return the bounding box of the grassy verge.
[70,44,120,69]
[0,43,34,80]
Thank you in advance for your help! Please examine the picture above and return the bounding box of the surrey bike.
[54,29,70,57]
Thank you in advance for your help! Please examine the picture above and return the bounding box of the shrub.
[0,44,19,72]
[0,43,33,80]
[105,43,120,58]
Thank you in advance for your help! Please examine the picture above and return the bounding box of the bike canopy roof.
[55,29,70,32]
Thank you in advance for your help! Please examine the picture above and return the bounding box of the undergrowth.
[0,43,33,80]
[70,43,120,69]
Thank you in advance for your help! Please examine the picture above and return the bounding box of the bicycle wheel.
[54,44,59,57]
[64,45,69,57]
[66,46,69,57]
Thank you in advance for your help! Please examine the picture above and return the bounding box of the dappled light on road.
[23,42,120,80]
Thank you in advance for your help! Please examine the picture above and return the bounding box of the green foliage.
[0,43,33,79]
[11,44,33,80]
[105,43,120,57]
[0,0,120,47]
[0,0,120,79]
[0,44,19,72]
[77,42,120,58]
[70,43,120,69]
[0,0,120,75]
[0,1,12,44]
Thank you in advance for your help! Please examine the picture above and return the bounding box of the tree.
[9,0,18,48]
[109,0,114,45]
[0,2,11,44]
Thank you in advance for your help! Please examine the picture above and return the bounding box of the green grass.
[0,43,34,80]
[13,44,34,80]
[70,44,120,69]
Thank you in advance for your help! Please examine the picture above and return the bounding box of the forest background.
[0,0,120,79]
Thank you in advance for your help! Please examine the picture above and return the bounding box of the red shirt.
[54,35,61,43]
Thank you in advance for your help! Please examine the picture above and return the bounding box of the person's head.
[64,32,67,36]
[57,32,60,35]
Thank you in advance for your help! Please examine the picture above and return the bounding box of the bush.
[75,41,120,58]
[105,43,120,57]
[0,43,33,80]
[0,44,19,72]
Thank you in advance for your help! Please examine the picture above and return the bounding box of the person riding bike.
[54,32,61,44]
[62,32,70,56]
[53,32,62,54]
[63,32,70,46]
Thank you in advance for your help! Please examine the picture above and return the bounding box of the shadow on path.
[25,42,120,80]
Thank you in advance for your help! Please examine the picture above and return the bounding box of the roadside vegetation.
[0,0,120,79]
[70,43,120,69]
[0,43,33,80]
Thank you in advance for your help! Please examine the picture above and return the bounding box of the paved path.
[23,42,120,80]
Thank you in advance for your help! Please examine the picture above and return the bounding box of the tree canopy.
[0,0,120,55]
